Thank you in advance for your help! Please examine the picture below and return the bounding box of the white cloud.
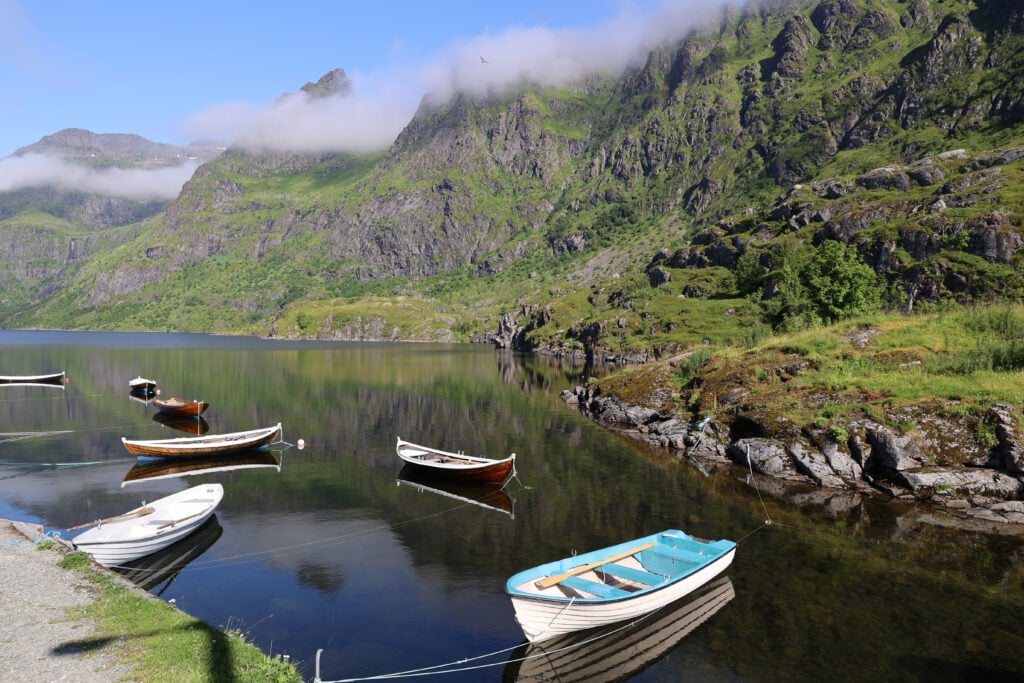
[183,0,739,155]
[0,153,199,200]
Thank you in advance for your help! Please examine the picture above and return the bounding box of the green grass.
[57,551,302,682]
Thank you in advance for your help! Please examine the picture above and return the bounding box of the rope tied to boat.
[745,446,770,532]
[312,592,694,681]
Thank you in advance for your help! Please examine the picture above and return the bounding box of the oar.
[157,508,209,530]
[67,506,155,531]
[535,542,657,589]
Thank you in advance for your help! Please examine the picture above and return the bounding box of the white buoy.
[297,438,305,450]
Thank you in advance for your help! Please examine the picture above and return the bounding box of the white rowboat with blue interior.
[71,483,224,567]
[505,529,736,643]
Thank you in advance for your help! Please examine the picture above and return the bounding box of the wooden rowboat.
[505,529,736,643]
[504,575,735,682]
[0,371,66,388]
[122,423,282,459]
[153,397,209,418]
[71,483,223,567]
[395,436,515,484]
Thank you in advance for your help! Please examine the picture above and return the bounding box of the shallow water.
[1,330,1022,681]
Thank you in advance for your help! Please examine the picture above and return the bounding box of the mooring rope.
[0,430,74,444]
[313,592,685,682]
[744,443,773,528]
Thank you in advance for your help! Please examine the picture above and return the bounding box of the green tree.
[802,240,880,323]
[733,249,764,296]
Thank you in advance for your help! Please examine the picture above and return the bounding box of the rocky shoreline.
[562,384,1024,527]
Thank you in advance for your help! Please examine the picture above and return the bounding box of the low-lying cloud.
[186,0,739,155]
[0,153,199,200]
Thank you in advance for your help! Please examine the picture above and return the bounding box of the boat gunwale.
[123,423,281,450]
[507,547,735,605]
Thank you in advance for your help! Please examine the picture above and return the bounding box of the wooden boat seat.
[559,575,631,599]
[598,562,666,586]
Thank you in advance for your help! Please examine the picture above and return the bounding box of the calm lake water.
[1,330,1023,682]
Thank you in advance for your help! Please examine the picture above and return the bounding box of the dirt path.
[0,519,135,682]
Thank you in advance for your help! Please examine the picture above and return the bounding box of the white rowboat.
[505,529,736,643]
[71,483,224,567]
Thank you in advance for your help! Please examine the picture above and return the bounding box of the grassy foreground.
[55,549,302,683]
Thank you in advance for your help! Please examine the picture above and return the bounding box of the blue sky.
[0,0,736,197]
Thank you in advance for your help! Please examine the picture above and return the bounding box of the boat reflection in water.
[503,576,735,683]
[121,451,282,487]
[113,515,223,594]
[396,465,516,517]
[152,411,210,436]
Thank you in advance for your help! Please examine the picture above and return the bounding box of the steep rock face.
[6,1,1024,333]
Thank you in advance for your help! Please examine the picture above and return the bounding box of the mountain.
[2,0,1024,355]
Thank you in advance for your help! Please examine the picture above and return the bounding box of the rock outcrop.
[562,385,1024,525]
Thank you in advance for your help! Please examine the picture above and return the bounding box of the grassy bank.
[590,304,1024,465]
[55,549,302,683]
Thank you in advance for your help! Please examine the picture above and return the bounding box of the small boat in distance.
[505,529,737,643]
[0,371,67,388]
[121,423,283,459]
[396,436,515,484]
[129,376,157,396]
[154,397,209,418]
[70,483,224,567]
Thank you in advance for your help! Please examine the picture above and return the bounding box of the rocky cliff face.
[4,0,1024,335]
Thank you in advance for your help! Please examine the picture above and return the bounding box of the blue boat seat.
[598,562,665,586]
[654,546,711,565]
[559,575,631,599]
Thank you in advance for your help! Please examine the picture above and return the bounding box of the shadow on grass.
[51,620,235,682]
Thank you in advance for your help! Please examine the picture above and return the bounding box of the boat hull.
[396,437,515,484]
[154,398,209,418]
[122,423,282,459]
[0,371,66,388]
[129,377,157,395]
[505,576,735,682]
[506,530,736,643]
[114,516,224,591]
[72,483,223,567]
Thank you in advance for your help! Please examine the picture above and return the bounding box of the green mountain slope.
[3,0,1024,359]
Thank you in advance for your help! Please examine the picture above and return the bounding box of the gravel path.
[0,519,135,682]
